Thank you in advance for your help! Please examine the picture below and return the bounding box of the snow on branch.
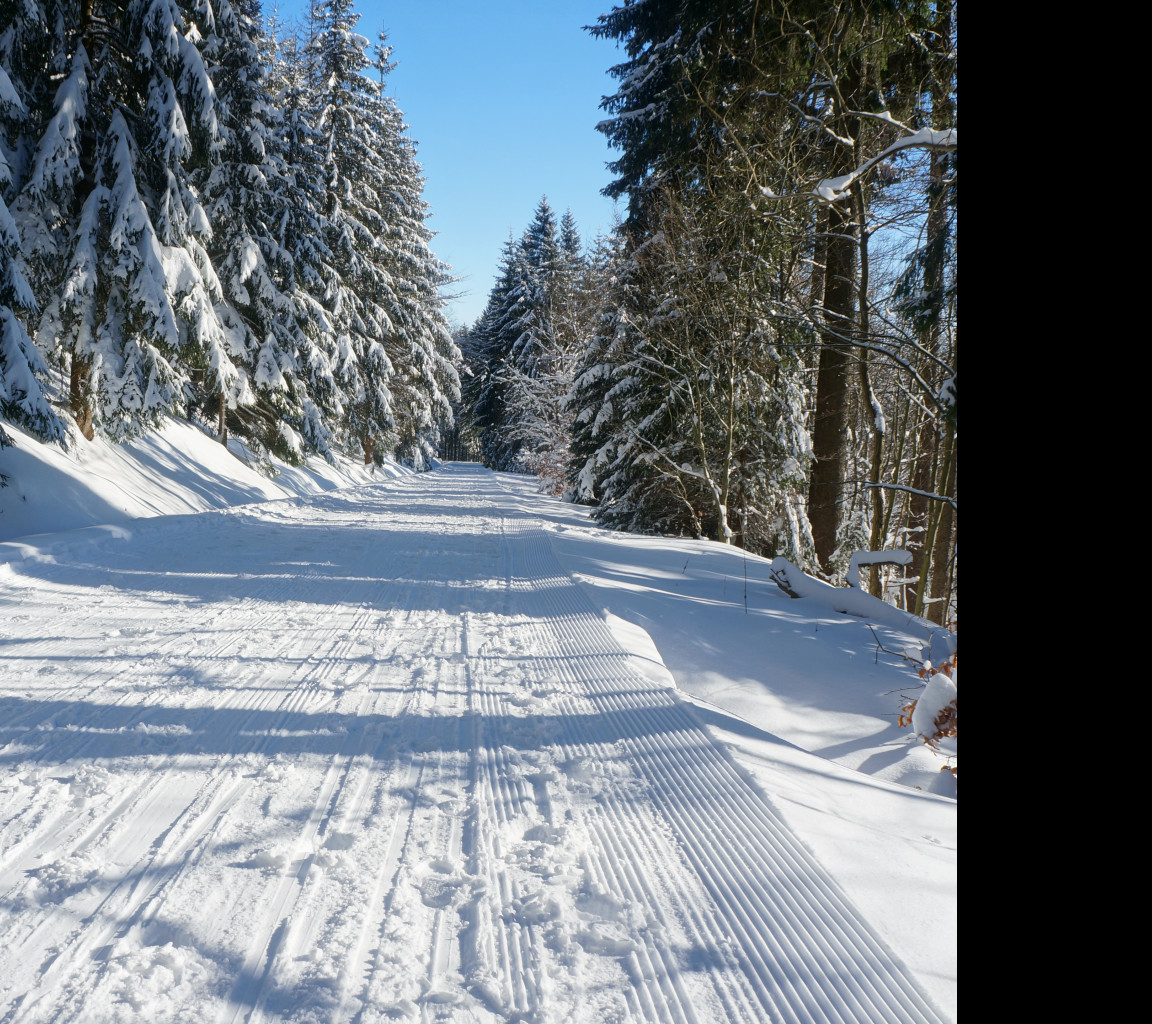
[846,549,912,590]
[812,128,957,203]
[863,482,956,511]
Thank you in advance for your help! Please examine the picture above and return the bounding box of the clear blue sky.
[269,1,626,329]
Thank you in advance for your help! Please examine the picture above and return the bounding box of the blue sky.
[269,1,626,329]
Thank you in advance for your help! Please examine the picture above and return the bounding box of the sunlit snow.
[0,419,955,1023]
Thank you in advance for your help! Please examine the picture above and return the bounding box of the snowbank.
[769,555,955,662]
[0,417,410,546]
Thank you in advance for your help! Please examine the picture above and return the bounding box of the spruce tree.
[309,0,402,464]
[584,0,955,574]
[265,27,343,458]
[467,237,520,469]
[8,0,232,440]
[0,59,63,444]
[197,0,300,453]
[506,196,558,384]
[361,32,459,469]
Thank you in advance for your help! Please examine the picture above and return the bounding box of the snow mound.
[0,416,411,545]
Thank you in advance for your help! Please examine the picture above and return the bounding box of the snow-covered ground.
[0,419,956,1023]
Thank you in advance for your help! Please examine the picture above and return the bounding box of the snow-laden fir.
[0,0,457,465]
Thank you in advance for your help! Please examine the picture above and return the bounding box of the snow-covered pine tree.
[565,229,628,505]
[263,26,343,458]
[565,232,705,537]
[10,0,236,440]
[559,208,580,264]
[0,58,63,444]
[500,209,605,493]
[308,0,405,465]
[464,236,519,468]
[566,195,815,559]
[360,31,459,469]
[550,208,597,379]
[506,196,558,384]
[464,204,608,480]
[197,0,311,458]
[473,197,561,472]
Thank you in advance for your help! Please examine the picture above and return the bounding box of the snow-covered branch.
[862,482,956,511]
[812,128,957,203]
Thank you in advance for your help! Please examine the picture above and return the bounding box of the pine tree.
[308,0,403,464]
[567,235,699,536]
[463,205,613,485]
[196,0,300,453]
[9,0,232,440]
[361,31,459,469]
[506,196,558,384]
[581,0,820,551]
[585,0,955,582]
[0,58,63,444]
[559,208,581,263]
[466,237,520,469]
[264,26,344,458]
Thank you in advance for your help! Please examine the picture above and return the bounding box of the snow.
[846,549,913,590]
[815,128,958,202]
[0,420,955,1023]
[0,64,23,112]
[0,418,394,541]
[911,669,957,749]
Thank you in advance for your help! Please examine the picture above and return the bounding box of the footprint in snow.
[239,849,290,872]
[415,857,471,909]
[322,830,356,851]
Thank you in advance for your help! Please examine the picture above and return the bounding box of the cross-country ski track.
[0,463,949,1024]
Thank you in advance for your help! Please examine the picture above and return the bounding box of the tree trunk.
[912,425,953,620]
[807,202,856,573]
[808,207,828,314]
[908,419,936,597]
[927,427,955,625]
[70,352,94,440]
[853,179,885,597]
[913,0,956,617]
[217,393,227,445]
[363,433,373,465]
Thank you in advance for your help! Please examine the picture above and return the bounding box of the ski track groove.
[638,697,931,1023]
[3,504,418,1023]
[0,579,355,910]
[3,641,361,1024]
[491,483,945,1024]
[223,542,440,1024]
[505,523,717,1024]
[6,775,249,1024]
[526,641,761,1022]
[0,465,949,1024]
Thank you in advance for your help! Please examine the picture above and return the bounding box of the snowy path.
[0,464,945,1023]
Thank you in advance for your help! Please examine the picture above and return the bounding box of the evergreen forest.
[459,0,957,623]
[1,0,459,469]
[1,0,957,623]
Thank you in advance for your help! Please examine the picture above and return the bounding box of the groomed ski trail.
[0,463,947,1024]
